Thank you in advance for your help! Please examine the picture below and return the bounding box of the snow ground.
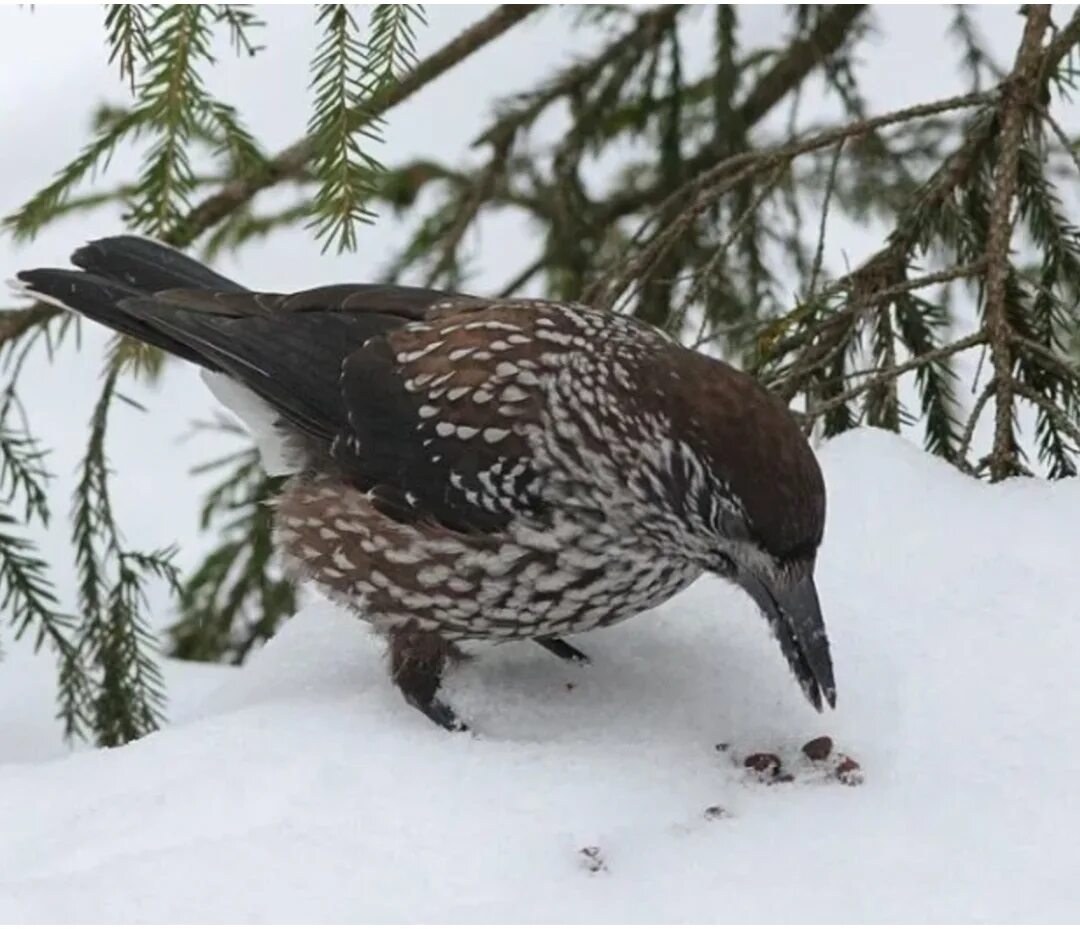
[1,429,1079,922]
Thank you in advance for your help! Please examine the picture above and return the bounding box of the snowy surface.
[2,429,1080,922]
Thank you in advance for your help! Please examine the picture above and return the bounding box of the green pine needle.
[104,5,152,92]
[306,4,425,253]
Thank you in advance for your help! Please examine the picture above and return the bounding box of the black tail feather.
[15,236,407,443]
[14,267,216,369]
[72,235,245,294]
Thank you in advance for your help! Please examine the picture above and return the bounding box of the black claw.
[390,630,468,732]
[406,693,468,732]
[536,636,591,665]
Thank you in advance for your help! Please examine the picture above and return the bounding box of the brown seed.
[802,735,833,761]
[743,752,782,777]
[704,805,731,820]
[835,754,864,786]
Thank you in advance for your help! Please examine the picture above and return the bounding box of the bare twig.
[808,139,844,295]
[958,379,996,468]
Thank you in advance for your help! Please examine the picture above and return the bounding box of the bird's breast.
[273,476,701,641]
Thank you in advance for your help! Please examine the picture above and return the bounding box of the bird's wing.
[17,235,552,533]
[333,301,553,535]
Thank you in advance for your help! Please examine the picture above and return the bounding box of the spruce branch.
[2,108,144,242]
[475,5,682,150]
[104,5,152,92]
[587,88,993,308]
[214,5,267,58]
[982,5,1052,481]
[181,5,539,247]
[596,4,870,224]
[0,389,84,727]
[127,6,224,237]
[168,445,295,664]
[307,4,381,251]
[69,366,175,745]
[803,330,986,419]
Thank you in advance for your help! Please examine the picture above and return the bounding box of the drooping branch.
[586,88,994,308]
[599,4,870,222]
[177,5,541,247]
[802,329,987,418]
[474,5,682,150]
[982,4,1051,481]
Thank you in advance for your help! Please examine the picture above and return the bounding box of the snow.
[2,428,1080,922]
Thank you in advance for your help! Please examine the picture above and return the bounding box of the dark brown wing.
[18,236,546,534]
[333,302,552,534]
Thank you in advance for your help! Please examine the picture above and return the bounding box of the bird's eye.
[713,553,736,577]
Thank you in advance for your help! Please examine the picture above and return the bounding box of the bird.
[15,235,835,731]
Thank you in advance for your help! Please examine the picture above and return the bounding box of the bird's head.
[652,349,836,711]
[704,542,834,711]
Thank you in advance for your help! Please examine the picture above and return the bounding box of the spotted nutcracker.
[16,236,836,731]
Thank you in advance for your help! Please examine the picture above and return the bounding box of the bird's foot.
[403,692,468,732]
[389,629,468,732]
[535,636,591,665]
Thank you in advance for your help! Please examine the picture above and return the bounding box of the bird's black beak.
[738,568,836,711]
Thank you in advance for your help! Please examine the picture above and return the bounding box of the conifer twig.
[983,5,1051,481]
[179,5,540,247]
[802,330,987,418]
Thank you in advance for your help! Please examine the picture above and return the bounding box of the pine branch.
[127,7,219,236]
[104,5,152,92]
[69,367,174,746]
[982,5,1052,481]
[214,5,266,58]
[181,5,539,247]
[168,445,295,664]
[475,5,681,150]
[2,108,144,242]
[0,390,84,729]
[306,5,382,251]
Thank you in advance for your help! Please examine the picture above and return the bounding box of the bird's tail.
[13,235,404,456]
[11,236,245,369]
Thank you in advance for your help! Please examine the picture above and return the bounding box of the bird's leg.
[535,636,591,665]
[389,629,468,732]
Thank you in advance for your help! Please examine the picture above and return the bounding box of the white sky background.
[0,4,1077,627]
